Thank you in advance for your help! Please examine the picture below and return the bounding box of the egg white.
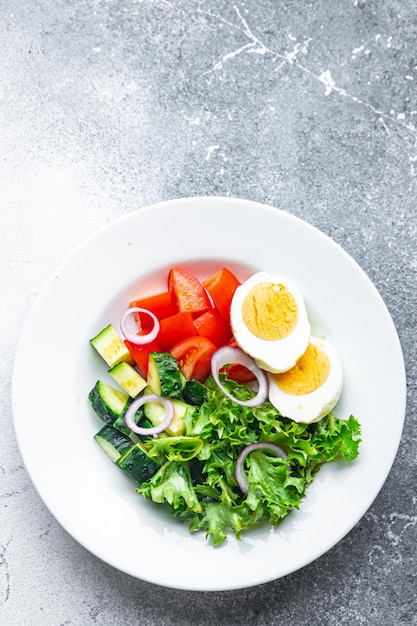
[267,336,343,423]
[230,272,311,373]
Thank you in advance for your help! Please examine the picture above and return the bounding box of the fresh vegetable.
[129,291,173,324]
[181,378,208,406]
[170,336,217,383]
[143,396,194,437]
[143,435,203,463]
[117,443,160,485]
[157,311,197,351]
[124,394,175,436]
[108,361,147,398]
[223,362,257,384]
[120,307,160,345]
[193,308,232,347]
[138,461,202,513]
[168,267,212,316]
[235,441,288,494]
[90,324,134,368]
[146,351,185,398]
[88,380,131,424]
[124,336,161,377]
[202,267,241,323]
[221,339,257,383]
[113,405,153,439]
[211,346,268,407]
[94,425,134,462]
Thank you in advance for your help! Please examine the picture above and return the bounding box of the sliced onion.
[124,393,174,436]
[120,307,160,345]
[211,346,268,407]
[235,442,288,494]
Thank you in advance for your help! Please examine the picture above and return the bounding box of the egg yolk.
[242,282,298,341]
[273,343,330,395]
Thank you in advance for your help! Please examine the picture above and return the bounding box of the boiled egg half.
[267,336,343,423]
[230,272,311,373]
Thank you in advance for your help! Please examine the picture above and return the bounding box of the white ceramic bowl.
[12,197,406,591]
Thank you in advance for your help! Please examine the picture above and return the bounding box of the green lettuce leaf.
[138,461,202,513]
[311,413,362,463]
[144,435,203,463]
[184,500,267,546]
[136,373,362,546]
[245,450,305,525]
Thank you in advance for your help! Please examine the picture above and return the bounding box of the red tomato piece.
[124,337,161,377]
[129,291,173,329]
[221,338,256,383]
[223,363,257,383]
[202,268,240,324]
[170,336,217,382]
[157,311,197,351]
[193,308,232,348]
[168,268,212,316]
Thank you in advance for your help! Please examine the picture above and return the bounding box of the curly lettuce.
[137,376,361,546]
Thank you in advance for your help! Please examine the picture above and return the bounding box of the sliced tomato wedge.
[202,267,240,323]
[157,311,197,351]
[124,336,161,377]
[193,308,232,348]
[170,336,217,382]
[129,291,173,328]
[168,267,212,316]
[223,363,257,383]
[221,339,257,383]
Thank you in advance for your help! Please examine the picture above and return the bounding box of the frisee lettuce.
[137,375,361,546]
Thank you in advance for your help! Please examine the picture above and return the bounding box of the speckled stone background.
[1,0,416,624]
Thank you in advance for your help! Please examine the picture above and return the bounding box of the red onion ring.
[124,393,174,436]
[211,346,268,407]
[120,307,160,345]
[235,442,288,494]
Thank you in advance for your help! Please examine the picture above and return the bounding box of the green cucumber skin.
[143,397,194,437]
[147,352,185,399]
[117,445,160,485]
[113,410,154,441]
[112,413,131,436]
[94,425,133,462]
[88,380,131,424]
[182,379,208,406]
[89,380,151,439]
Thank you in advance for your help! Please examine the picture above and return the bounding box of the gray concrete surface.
[1,0,416,624]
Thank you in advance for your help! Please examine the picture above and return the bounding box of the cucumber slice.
[117,443,160,485]
[182,379,208,406]
[89,379,150,439]
[147,352,185,399]
[90,324,133,368]
[112,412,131,436]
[109,361,147,398]
[144,397,194,437]
[113,407,153,440]
[88,380,131,424]
[94,425,133,462]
